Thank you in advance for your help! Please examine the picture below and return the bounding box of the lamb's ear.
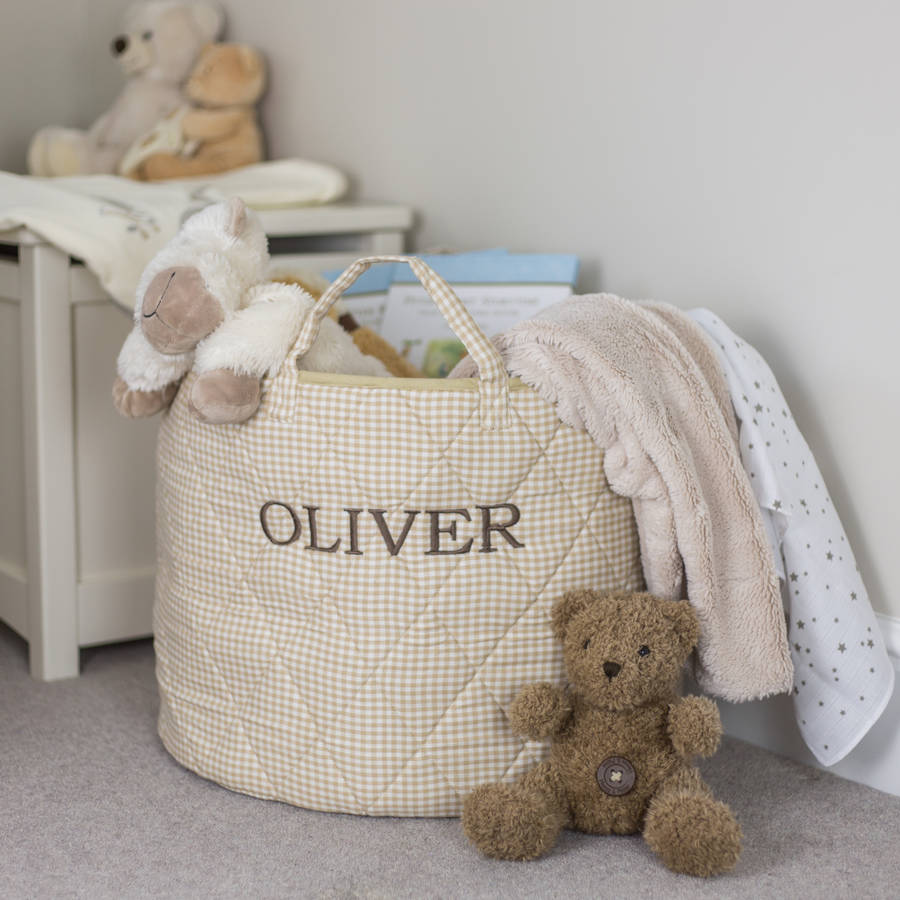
[660,599,700,654]
[191,2,225,43]
[550,590,596,641]
[224,197,248,237]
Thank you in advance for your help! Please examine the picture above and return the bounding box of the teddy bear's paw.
[140,266,224,354]
[508,683,571,740]
[189,369,261,424]
[112,377,178,418]
[644,792,742,877]
[668,696,722,758]
[462,783,564,861]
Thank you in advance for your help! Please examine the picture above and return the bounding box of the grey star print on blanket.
[689,308,894,766]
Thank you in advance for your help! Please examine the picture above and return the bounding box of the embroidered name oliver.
[258,502,525,556]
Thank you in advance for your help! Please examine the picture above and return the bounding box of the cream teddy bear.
[113,197,388,424]
[28,1,223,176]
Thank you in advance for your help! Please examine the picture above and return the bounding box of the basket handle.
[292,256,511,430]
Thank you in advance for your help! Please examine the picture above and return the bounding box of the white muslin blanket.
[452,293,794,703]
[688,309,894,766]
[0,159,347,309]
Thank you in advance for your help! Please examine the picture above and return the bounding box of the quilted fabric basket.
[154,256,644,817]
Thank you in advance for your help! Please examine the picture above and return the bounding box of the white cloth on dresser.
[0,159,347,309]
[451,293,793,703]
[688,308,894,766]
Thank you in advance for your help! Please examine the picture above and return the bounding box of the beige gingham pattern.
[154,261,644,818]
[289,256,510,430]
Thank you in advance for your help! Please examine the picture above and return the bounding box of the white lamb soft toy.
[113,197,388,424]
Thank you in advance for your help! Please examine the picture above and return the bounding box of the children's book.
[325,251,579,377]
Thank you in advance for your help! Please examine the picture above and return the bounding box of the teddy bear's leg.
[643,764,742,877]
[27,127,93,177]
[462,761,569,861]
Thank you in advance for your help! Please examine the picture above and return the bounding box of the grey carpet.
[2,623,898,900]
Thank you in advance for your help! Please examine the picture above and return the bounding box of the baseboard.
[877,612,900,659]
[0,561,28,640]
[77,569,155,646]
[719,613,900,797]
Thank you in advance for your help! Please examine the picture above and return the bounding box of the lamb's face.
[135,198,269,354]
[141,266,223,353]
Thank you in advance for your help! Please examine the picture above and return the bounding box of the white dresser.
[0,204,413,679]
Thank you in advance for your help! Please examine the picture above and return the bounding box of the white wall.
[2,0,897,626]
[224,0,900,620]
[0,0,131,171]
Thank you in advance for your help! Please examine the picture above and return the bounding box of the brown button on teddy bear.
[462,589,742,877]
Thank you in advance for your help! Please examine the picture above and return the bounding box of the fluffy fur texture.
[28,2,223,176]
[114,198,388,424]
[126,42,266,181]
[451,295,792,703]
[461,590,742,877]
[272,271,423,378]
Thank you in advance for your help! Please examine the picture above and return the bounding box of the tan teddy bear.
[125,42,265,181]
[462,589,742,877]
[28,2,224,176]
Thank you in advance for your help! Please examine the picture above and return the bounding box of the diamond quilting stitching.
[154,377,643,816]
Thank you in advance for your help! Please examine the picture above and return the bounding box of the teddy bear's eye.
[583,638,591,650]
[142,30,153,41]
[638,645,650,657]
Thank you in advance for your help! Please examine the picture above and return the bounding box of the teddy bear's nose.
[603,661,621,680]
[112,36,128,56]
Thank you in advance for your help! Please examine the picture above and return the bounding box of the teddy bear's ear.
[659,599,700,653]
[190,2,225,44]
[550,590,596,641]
[238,44,264,73]
[224,197,248,237]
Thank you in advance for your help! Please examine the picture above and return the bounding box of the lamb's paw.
[189,369,261,424]
[112,377,178,418]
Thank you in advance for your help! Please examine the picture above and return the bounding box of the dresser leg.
[19,241,80,680]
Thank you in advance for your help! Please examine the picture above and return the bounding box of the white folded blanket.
[689,308,895,765]
[0,159,347,309]
[452,293,793,703]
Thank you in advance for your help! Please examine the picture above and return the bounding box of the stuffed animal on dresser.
[113,197,388,425]
[28,1,223,176]
[121,43,265,181]
[462,589,742,877]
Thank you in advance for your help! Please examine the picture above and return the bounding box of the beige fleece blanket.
[452,294,793,702]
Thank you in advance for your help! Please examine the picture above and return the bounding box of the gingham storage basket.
[154,256,644,817]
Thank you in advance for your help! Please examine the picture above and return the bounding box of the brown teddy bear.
[126,42,265,181]
[461,590,742,877]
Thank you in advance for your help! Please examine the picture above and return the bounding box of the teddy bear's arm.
[507,683,573,740]
[181,108,246,142]
[666,695,722,758]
